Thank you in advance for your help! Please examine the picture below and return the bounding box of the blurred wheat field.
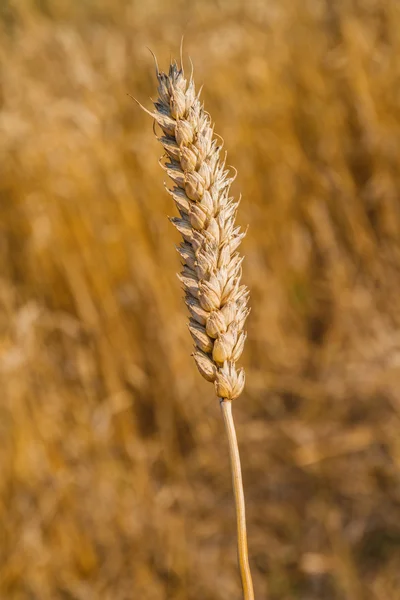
[1,0,400,598]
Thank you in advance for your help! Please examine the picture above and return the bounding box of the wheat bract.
[147,60,249,400]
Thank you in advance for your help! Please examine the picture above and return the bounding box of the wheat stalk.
[138,56,254,600]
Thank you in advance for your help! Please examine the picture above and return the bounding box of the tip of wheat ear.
[143,59,249,400]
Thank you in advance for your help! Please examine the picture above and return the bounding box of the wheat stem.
[220,399,255,600]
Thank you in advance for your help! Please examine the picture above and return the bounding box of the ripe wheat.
[143,60,249,400]
[139,57,254,599]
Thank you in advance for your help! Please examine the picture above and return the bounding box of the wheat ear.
[139,58,254,599]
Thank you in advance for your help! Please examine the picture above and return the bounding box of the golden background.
[1,0,400,598]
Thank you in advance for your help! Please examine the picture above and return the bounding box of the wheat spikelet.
[143,59,249,400]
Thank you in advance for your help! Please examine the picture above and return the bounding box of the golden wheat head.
[141,59,249,401]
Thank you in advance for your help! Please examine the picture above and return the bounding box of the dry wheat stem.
[139,57,254,598]
[220,399,255,600]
